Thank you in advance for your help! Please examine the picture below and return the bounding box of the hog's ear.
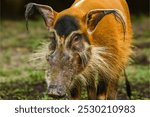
[25,3,57,30]
[86,9,126,34]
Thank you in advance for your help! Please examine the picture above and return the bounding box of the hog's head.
[25,3,126,98]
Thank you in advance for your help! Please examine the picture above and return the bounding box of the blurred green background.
[0,0,149,99]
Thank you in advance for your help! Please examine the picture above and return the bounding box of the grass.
[0,16,150,100]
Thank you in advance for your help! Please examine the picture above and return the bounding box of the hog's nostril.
[57,88,63,94]
[48,85,66,97]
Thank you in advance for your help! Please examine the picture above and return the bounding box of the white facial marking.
[74,0,85,7]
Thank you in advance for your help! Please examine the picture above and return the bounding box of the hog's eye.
[71,34,84,51]
[72,34,82,43]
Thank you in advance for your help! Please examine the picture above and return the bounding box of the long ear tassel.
[113,10,126,40]
[101,10,126,40]
[86,9,126,40]
[25,3,36,31]
[124,69,132,99]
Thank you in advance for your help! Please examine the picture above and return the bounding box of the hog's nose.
[48,85,66,98]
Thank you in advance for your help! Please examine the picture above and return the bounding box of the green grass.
[0,16,150,100]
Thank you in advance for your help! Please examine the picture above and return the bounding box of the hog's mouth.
[48,91,71,99]
[47,83,72,99]
[48,93,66,98]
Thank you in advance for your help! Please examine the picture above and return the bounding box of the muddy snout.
[48,85,66,98]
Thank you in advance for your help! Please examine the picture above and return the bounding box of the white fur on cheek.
[76,46,119,84]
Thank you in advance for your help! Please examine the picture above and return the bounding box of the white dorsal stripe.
[74,0,85,7]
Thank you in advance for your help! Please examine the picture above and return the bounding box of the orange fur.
[56,0,133,99]
[54,0,132,76]
[27,0,133,99]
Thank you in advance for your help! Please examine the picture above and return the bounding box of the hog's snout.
[48,85,66,98]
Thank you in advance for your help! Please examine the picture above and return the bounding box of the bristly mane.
[29,41,128,87]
